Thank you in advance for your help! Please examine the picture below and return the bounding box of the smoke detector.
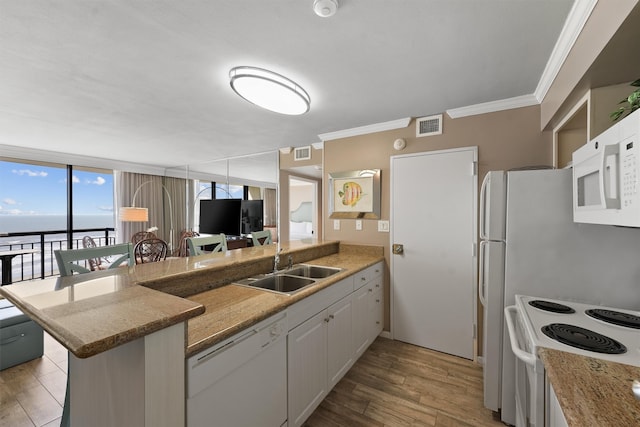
[313,0,338,18]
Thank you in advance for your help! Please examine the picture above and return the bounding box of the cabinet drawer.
[353,261,383,290]
[287,276,353,330]
[0,320,44,370]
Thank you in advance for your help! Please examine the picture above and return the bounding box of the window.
[0,158,114,281]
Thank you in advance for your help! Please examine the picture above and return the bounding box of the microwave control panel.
[622,140,638,208]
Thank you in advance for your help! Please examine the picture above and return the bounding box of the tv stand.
[226,235,248,250]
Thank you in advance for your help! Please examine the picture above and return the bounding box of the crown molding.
[318,117,411,141]
[534,0,597,103]
[0,144,168,175]
[446,94,539,119]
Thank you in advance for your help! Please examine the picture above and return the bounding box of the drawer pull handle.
[0,333,24,345]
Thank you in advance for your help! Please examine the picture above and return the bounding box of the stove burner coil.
[541,323,626,354]
[585,309,640,329]
[528,300,575,314]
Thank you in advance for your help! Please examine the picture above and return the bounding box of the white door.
[391,147,477,359]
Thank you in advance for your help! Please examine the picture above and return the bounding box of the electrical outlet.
[378,220,390,232]
[355,220,362,231]
[333,219,340,230]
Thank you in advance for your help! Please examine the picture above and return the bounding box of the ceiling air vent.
[416,114,443,137]
[294,146,311,161]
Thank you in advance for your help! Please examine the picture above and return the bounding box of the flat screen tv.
[241,200,264,234]
[199,199,242,236]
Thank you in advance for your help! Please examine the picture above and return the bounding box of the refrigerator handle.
[478,241,487,307]
[479,172,489,240]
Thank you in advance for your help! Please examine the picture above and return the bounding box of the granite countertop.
[0,271,205,358]
[0,240,384,360]
[539,347,640,426]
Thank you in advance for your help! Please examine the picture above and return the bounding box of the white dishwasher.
[187,312,288,427]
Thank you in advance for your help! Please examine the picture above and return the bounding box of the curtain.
[163,175,189,247]
[115,171,189,255]
[263,188,277,227]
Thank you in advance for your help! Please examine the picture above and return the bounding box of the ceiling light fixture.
[229,66,310,115]
[313,0,339,18]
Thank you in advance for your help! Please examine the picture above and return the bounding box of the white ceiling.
[0,0,576,183]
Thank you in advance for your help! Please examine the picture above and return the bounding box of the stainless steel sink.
[285,264,341,279]
[235,264,341,295]
[241,274,316,294]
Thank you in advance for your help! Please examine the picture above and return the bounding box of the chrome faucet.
[273,248,283,273]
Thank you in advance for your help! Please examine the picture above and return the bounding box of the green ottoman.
[0,299,44,370]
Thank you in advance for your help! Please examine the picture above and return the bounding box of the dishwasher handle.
[504,305,537,366]
[195,327,259,365]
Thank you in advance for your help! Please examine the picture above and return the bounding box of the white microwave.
[572,109,640,226]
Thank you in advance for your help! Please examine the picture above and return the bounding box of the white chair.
[54,243,134,276]
[251,230,273,246]
[187,234,228,256]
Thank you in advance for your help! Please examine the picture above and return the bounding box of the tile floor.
[0,332,66,427]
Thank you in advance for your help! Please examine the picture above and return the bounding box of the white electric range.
[505,295,640,427]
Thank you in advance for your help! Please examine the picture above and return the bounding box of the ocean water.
[1,214,114,235]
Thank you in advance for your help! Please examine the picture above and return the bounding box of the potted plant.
[610,79,640,121]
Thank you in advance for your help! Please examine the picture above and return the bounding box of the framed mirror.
[329,169,381,219]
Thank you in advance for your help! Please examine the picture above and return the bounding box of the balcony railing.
[0,228,115,284]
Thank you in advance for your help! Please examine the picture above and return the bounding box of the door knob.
[392,244,404,255]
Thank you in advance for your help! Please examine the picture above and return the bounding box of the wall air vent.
[294,146,312,161]
[416,114,443,137]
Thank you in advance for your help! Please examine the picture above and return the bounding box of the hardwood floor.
[0,334,503,427]
[304,337,504,427]
[0,332,66,427]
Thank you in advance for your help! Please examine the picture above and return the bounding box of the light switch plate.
[355,220,362,231]
[378,220,390,232]
[333,219,340,230]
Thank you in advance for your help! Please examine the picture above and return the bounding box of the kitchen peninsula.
[0,240,384,427]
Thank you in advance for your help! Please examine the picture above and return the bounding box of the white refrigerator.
[479,168,640,425]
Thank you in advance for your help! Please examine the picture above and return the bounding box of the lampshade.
[119,207,149,222]
[229,66,310,115]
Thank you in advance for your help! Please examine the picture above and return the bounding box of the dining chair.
[187,234,227,256]
[131,231,157,246]
[54,243,134,277]
[175,230,199,257]
[251,230,273,246]
[134,238,168,264]
[81,235,108,271]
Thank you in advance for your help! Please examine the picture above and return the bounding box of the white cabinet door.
[327,296,353,389]
[288,310,328,427]
[352,284,370,358]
